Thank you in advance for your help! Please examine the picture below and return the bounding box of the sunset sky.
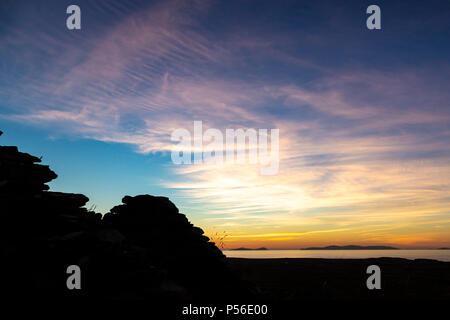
[1,0,449,249]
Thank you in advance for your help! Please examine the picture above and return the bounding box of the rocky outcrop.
[0,131,250,301]
[103,195,244,299]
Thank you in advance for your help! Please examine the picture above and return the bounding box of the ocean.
[222,249,450,261]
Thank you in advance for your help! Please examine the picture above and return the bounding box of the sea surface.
[223,249,450,261]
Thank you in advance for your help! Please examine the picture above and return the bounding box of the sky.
[1,0,449,249]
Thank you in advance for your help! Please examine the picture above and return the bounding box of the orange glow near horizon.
[205,231,450,250]
[174,124,450,251]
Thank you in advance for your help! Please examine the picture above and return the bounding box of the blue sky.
[1,0,449,248]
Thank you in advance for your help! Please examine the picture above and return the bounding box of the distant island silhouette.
[232,247,268,251]
[301,245,398,250]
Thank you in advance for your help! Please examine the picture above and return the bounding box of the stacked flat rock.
[0,131,106,299]
[103,195,250,300]
[0,131,101,239]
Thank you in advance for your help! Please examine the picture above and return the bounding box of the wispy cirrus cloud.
[1,0,449,247]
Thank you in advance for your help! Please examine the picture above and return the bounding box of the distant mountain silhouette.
[0,130,252,301]
[301,245,398,250]
[232,247,268,251]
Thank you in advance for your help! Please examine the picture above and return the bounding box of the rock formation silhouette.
[0,131,251,302]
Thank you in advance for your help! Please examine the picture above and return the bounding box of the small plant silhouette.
[207,230,228,250]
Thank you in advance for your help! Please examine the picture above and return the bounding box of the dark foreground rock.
[102,195,251,300]
[0,131,251,302]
